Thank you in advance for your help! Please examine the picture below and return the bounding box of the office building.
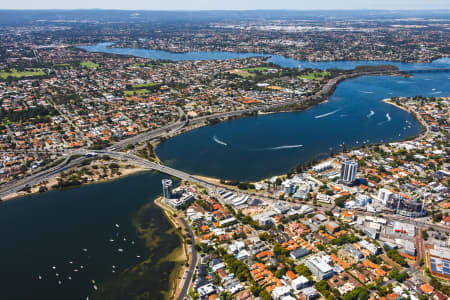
[386,194,426,218]
[377,188,394,204]
[340,160,358,185]
[162,179,173,199]
[162,179,194,209]
[305,256,334,280]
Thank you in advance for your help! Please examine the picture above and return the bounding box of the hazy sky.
[2,0,450,10]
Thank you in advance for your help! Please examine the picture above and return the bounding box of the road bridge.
[402,68,450,74]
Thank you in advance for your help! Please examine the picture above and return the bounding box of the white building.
[312,161,333,172]
[305,256,334,280]
[358,240,381,255]
[272,286,291,300]
[164,192,194,209]
[292,275,309,290]
[393,221,416,237]
[197,283,215,298]
[302,286,318,300]
[378,188,394,204]
[340,160,358,185]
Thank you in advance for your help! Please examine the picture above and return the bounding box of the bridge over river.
[403,68,450,74]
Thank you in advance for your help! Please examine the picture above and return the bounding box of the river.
[80,44,450,181]
[0,44,448,300]
[0,172,181,300]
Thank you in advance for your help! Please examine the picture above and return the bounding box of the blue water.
[80,42,450,70]
[0,172,179,300]
[81,43,450,181]
[0,45,447,300]
[157,72,450,181]
[158,74,449,180]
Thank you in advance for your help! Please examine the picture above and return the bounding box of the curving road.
[177,217,198,300]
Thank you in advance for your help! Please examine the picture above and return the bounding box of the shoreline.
[101,43,447,64]
[0,93,430,203]
[0,95,442,300]
[1,163,151,202]
[154,196,192,300]
[382,98,430,141]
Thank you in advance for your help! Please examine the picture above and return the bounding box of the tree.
[251,284,263,296]
[335,195,348,208]
[315,280,331,298]
[386,249,408,267]
[273,243,288,256]
[390,269,408,283]
[295,264,312,277]
[260,290,271,300]
[343,286,369,300]
[275,177,282,186]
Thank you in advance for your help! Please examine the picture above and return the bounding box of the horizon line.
[2,8,450,11]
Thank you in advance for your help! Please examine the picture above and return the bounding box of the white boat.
[38,275,42,280]
[93,285,98,291]
[118,249,124,252]
[83,248,88,252]
[52,266,56,270]
[115,224,120,228]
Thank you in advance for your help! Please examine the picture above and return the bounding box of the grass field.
[299,71,330,81]
[124,89,151,96]
[0,68,45,79]
[232,67,271,78]
[241,67,270,72]
[80,61,99,68]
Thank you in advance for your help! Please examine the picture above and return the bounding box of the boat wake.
[255,144,303,151]
[377,113,391,125]
[315,109,340,119]
[268,144,303,150]
[366,110,375,118]
[213,135,227,146]
[360,91,374,94]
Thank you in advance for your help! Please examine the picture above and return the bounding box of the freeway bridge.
[402,68,450,74]
[1,66,448,235]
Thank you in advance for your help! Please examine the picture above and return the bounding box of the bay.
[0,172,180,300]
